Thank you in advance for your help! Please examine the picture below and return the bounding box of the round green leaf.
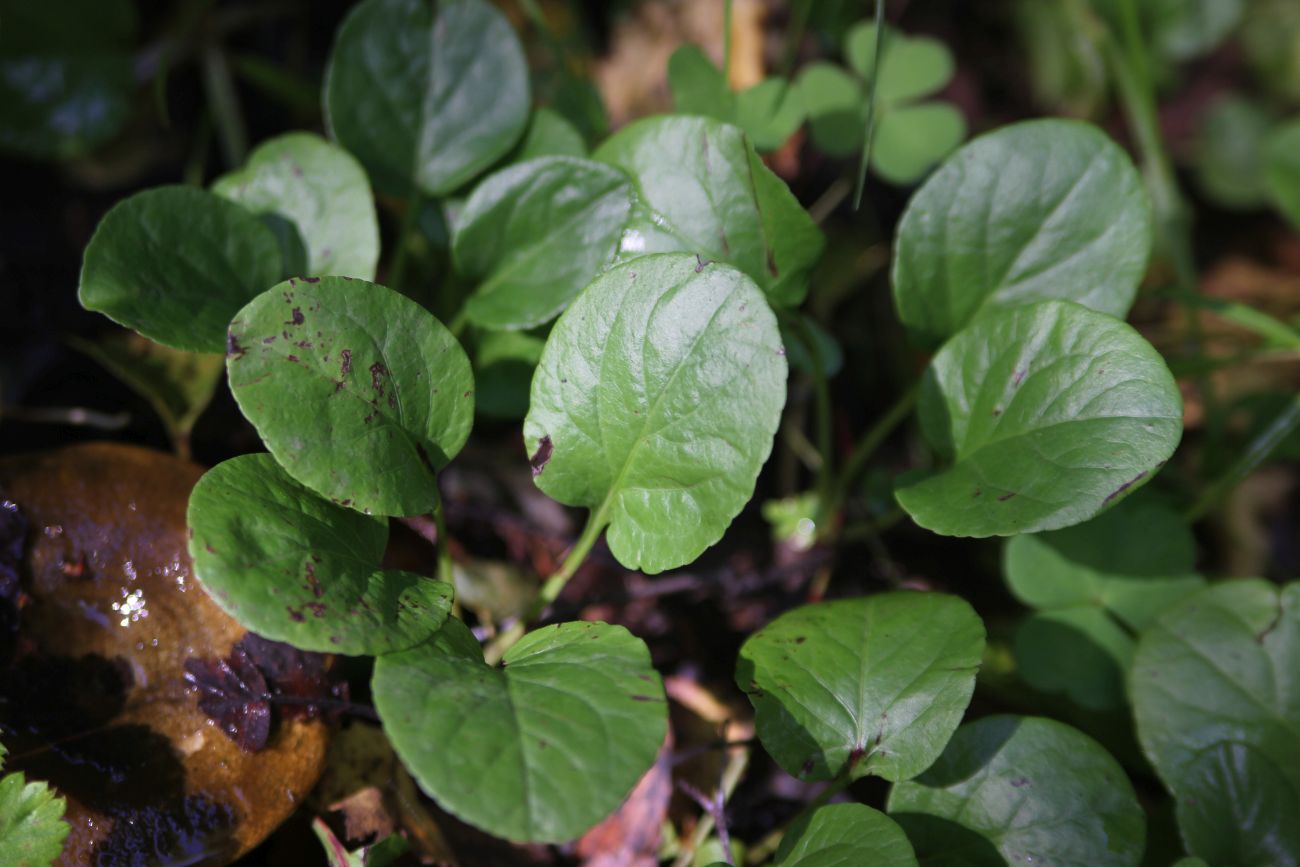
[1004,495,1204,630]
[737,592,985,783]
[523,254,786,574]
[775,804,918,867]
[594,115,825,307]
[872,102,966,185]
[187,454,453,655]
[510,107,587,161]
[795,62,865,157]
[79,186,283,353]
[1265,117,1300,232]
[735,77,805,152]
[888,715,1145,866]
[1131,580,1300,864]
[323,0,530,197]
[0,0,135,159]
[213,132,380,280]
[1013,608,1132,710]
[227,277,474,517]
[1192,95,1273,210]
[896,300,1183,537]
[845,24,956,104]
[455,157,634,330]
[892,119,1152,346]
[373,617,667,843]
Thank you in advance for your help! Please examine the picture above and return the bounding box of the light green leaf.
[213,132,380,280]
[735,77,805,152]
[668,43,733,119]
[1192,95,1273,210]
[79,186,283,353]
[594,116,824,307]
[737,592,984,783]
[775,804,918,867]
[896,301,1183,537]
[1265,117,1300,232]
[455,157,634,330]
[323,0,529,197]
[0,761,69,867]
[872,102,966,185]
[795,63,865,157]
[0,0,135,159]
[474,330,545,420]
[888,715,1145,866]
[892,119,1152,346]
[1131,580,1300,866]
[668,46,802,152]
[1147,0,1243,60]
[187,454,453,654]
[373,617,667,843]
[511,107,587,161]
[524,254,786,574]
[1004,495,1204,630]
[227,277,474,517]
[69,330,224,450]
[845,24,956,104]
[1012,607,1133,710]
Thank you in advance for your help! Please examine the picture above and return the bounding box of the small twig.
[680,780,735,865]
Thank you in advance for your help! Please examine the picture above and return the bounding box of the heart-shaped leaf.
[895,300,1183,537]
[795,63,865,158]
[668,46,802,153]
[187,454,453,655]
[887,715,1145,867]
[323,0,529,197]
[872,102,967,185]
[1131,580,1300,865]
[734,77,804,152]
[213,132,380,280]
[523,254,786,574]
[227,277,474,517]
[593,116,824,307]
[775,804,918,866]
[0,0,135,159]
[892,119,1152,346]
[845,24,955,104]
[79,186,283,353]
[454,157,634,330]
[1265,117,1300,232]
[372,617,667,843]
[737,592,984,783]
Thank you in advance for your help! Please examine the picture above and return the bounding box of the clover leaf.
[524,254,786,574]
[667,44,804,152]
[774,804,918,866]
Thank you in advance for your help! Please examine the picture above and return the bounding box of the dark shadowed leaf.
[183,645,272,752]
[1266,117,1300,232]
[511,107,587,161]
[775,804,918,867]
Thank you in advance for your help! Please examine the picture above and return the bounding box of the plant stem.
[818,382,919,532]
[671,742,750,867]
[723,0,735,81]
[781,0,813,78]
[388,196,424,291]
[783,313,835,511]
[1185,393,1300,522]
[482,509,609,664]
[200,44,247,168]
[852,0,887,209]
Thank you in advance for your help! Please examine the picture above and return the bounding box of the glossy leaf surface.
[188,454,453,654]
[227,277,473,517]
[324,0,529,197]
[888,715,1145,866]
[524,255,786,574]
[774,804,918,867]
[373,618,667,843]
[79,186,283,353]
[1131,580,1300,866]
[737,593,984,782]
[892,119,1152,346]
[895,301,1183,537]
[455,157,634,330]
[213,132,380,280]
[594,116,824,307]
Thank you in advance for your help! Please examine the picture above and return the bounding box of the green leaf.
[1147,0,1244,60]
[323,0,530,197]
[779,314,844,377]
[737,592,985,783]
[775,804,918,866]
[892,119,1152,346]
[187,454,453,655]
[888,715,1145,866]
[668,44,734,119]
[1012,607,1133,711]
[1131,580,1300,866]
[523,254,786,574]
[511,107,587,161]
[895,301,1183,537]
[474,330,545,420]
[1004,495,1204,630]
[213,132,381,280]
[1265,117,1300,232]
[0,755,69,867]
[871,102,966,185]
[796,63,865,157]
[314,818,409,867]
[373,617,667,843]
[455,157,634,330]
[594,116,825,307]
[78,186,283,353]
[0,0,135,159]
[735,77,805,152]
[69,330,224,450]
[1192,95,1273,210]
[227,277,474,517]
[845,24,955,104]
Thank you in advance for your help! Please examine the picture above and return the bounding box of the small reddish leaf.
[183,646,271,752]
[239,632,349,721]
